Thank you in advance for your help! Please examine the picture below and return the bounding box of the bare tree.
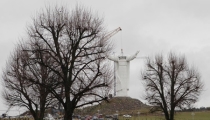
[142,52,203,120]
[24,5,113,120]
[2,43,58,120]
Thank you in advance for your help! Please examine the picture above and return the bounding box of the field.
[118,111,210,120]
[78,97,210,120]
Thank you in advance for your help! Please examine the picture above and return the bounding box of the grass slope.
[75,97,150,116]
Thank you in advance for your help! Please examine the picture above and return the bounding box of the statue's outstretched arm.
[126,51,139,61]
[106,55,118,62]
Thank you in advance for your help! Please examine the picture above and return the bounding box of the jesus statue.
[107,50,139,96]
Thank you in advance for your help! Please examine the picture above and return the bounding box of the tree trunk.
[163,110,170,120]
[39,99,46,120]
[170,109,175,120]
[64,103,74,120]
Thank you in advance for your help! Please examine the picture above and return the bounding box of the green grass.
[118,111,210,120]
[174,111,210,120]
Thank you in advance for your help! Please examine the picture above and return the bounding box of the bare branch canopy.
[142,52,203,120]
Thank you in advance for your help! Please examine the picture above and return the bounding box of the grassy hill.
[75,97,151,116]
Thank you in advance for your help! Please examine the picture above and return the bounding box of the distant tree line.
[177,107,210,112]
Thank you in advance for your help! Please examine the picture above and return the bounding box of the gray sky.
[1,0,210,115]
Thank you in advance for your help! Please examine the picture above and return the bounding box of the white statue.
[107,50,139,96]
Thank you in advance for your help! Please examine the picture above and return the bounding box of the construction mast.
[103,27,122,96]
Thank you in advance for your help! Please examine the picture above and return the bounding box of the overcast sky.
[1,0,210,115]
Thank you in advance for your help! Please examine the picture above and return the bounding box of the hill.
[75,97,151,116]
